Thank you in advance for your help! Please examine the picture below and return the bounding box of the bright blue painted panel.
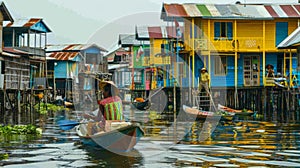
[30,21,50,33]
[193,55,204,87]
[266,54,277,72]
[85,46,101,53]
[210,56,234,87]
[276,22,288,46]
[226,56,235,87]
[54,61,67,78]
[237,55,244,86]
[73,55,81,62]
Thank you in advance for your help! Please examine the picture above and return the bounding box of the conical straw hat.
[100,81,119,95]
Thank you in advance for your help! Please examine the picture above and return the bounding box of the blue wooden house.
[3,17,51,89]
[46,44,107,100]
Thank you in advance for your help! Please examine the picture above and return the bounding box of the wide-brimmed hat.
[201,67,207,72]
[100,81,119,95]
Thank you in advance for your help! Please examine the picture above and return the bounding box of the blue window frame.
[214,22,233,40]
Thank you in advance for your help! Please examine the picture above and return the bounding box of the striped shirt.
[99,96,123,120]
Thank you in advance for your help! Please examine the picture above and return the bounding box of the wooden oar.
[57,120,83,131]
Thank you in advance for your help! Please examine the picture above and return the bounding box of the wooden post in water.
[17,72,21,124]
[173,82,177,143]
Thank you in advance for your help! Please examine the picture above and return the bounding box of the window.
[123,71,131,86]
[145,71,151,81]
[144,48,150,57]
[214,22,233,40]
[215,56,227,75]
[134,71,142,83]
[86,53,99,64]
[161,44,165,55]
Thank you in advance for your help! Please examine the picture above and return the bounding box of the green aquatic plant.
[0,124,42,135]
[216,111,230,116]
[148,111,160,120]
[0,153,9,160]
[34,103,65,115]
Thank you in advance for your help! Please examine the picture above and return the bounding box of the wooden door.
[244,56,260,86]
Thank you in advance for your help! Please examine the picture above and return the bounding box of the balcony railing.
[265,77,275,86]
[188,37,270,52]
[15,46,46,56]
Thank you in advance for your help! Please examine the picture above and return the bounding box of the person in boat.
[134,97,145,102]
[198,67,210,93]
[83,81,123,135]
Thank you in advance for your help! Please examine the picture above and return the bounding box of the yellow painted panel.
[185,18,299,52]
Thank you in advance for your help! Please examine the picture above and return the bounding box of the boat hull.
[183,105,234,121]
[76,122,144,152]
[217,104,254,117]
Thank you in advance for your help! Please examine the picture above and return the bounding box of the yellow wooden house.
[160,3,300,89]
[135,25,186,89]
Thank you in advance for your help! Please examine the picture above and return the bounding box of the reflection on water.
[0,109,299,167]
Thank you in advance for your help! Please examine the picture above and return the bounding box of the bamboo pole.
[263,20,266,86]
[192,18,195,88]
[234,20,238,108]
[290,50,292,87]
[18,72,21,124]
[173,82,177,143]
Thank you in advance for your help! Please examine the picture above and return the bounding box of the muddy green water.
[0,109,299,168]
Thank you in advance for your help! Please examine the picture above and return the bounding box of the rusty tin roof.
[161,3,300,20]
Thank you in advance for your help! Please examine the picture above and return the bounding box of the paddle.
[57,119,82,131]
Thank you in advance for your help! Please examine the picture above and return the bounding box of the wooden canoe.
[183,105,234,121]
[76,121,145,152]
[217,104,254,117]
[132,100,150,110]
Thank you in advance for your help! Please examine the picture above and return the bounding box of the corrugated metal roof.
[5,18,51,32]
[164,4,188,17]
[48,52,79,61]
[277,27,300,49]
[118,34,141,46]
[46,44,107,52]
[6,18,38,27]
[136,26,150,40]
[108,64,129,70]
[161,3,300,20]
[280,5,300,17]
[136,26,184,39]
[182,4,202,17]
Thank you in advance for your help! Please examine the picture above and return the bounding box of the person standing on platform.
[198,67,210,93]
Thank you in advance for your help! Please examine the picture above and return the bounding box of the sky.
[3,0,298,51]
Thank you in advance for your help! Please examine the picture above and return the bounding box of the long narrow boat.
[132,100,150,110]
[183,105,234,121]
[76,121,145,152]
[217,104,254,117]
